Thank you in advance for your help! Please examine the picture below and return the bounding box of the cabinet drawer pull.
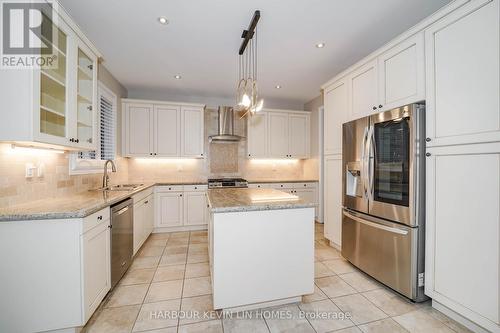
[97,215,103,220]
[425,138,431,142]
[425,152,431,157]
[144,200,149,204]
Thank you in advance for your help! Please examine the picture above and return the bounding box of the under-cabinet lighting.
[316,42,325,48]
[174,75,182,79]
[133,158,198,164]
[249,159,299,165]
[9,144,65,155]
[275,85,282,89]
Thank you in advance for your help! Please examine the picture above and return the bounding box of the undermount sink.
[91,184,144,192]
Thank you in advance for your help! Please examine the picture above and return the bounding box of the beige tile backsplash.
[0,109,317,208]
[0,143,128,207]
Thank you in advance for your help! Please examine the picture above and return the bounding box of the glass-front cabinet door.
[39,12,69,142]
[75,42,97,149]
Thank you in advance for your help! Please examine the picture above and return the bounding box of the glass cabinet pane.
[40,14,67,138]
[76,48,94,145]
[373,118,410,206]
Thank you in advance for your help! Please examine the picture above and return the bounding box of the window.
[69,82,117,175]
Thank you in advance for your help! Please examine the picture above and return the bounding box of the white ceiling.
[59,0,450,108]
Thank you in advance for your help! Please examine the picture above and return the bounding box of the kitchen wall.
[127,89,305,110]
[0,64,128,208]
[303,93,323,179]
[126,108,308,182]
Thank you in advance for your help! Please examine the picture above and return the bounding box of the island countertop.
[207,188,316,213]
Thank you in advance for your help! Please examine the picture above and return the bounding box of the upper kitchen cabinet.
[268,112,290,158]
[378,32,425,111]
[324,78,349,155]
[122,99,205,158]
[425,0,500,147]
[155,105,181,157]
[247,112,269,158]
[248,110,310,159]
[288,113,310,158]
[124,103,154,157]
[0,6,100,151]
[181,106,205,158]
[349,59,378,119]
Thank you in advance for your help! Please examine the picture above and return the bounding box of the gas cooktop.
[208,178,248,189]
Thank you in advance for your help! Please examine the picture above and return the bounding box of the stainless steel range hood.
[209,106,245,142]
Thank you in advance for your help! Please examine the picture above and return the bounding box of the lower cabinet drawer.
[83,207,110,234]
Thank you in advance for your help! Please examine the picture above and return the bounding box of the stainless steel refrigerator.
[341,103,427,302]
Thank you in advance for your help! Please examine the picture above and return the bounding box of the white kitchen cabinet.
[123,100,205,158]
[249,110,310,159]
[0,8,100,151]
[378,32,425,110]
[324,154,342,248]
[182,106,205,157]
[156,192,184,228]
[125,103,154,157]
[133,193,154,255]
[0,207,111,332]
[349,59,378,119]
[268,112,290,158]
[155,105,181,157]
[154,185,208,231]
[82,217,111,322]
[324,79,349,155]
[288,113,310,158]
[247,112,269,158]
[425,0,500,147]
[184,191,208,226]
[425,142,500,330]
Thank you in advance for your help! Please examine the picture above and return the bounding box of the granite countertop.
[207,188,316,213]
[246,179,319,184]
[0,180,208,222]
[0,178,318,221]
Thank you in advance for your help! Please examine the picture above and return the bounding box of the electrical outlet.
[37,162,44,177]
[25,163,36,178]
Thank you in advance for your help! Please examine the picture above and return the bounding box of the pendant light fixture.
[235,10,264,118]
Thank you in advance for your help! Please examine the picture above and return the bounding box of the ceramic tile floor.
[83,224,472,333]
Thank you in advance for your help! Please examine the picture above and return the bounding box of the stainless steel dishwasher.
[110,198,133,288]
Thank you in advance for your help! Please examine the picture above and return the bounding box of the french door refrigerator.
[341,103,427,302]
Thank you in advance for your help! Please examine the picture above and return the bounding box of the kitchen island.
[207,188,315,312]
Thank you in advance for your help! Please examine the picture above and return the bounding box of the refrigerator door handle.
[366,125,375,202]
[344,210,408,235]
[361,126,369,197]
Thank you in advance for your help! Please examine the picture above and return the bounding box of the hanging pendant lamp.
[235,10,264,118]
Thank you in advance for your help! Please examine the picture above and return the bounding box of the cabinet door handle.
[75,139,79,143]
[88,64,93,70]
[97,215,102,220]
[425,138,431,142]
[426,152,431,157]
[372,106,377,110]
[195,187,198,190]
[70,138,74,142]
[144,200,149,204]
[180,194,183,197]
[87,106,92,111]
[378,105,383,108]
[150,153,153,156]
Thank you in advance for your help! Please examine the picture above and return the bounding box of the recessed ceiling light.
[316,42,325,48]
[158,17,169,25]
[174,75,181,79]
[275,85,281,89]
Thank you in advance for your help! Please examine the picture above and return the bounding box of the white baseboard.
[432,300,495,333]
[153,225,207,233]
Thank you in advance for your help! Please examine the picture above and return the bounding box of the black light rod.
[238,10,260,55]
